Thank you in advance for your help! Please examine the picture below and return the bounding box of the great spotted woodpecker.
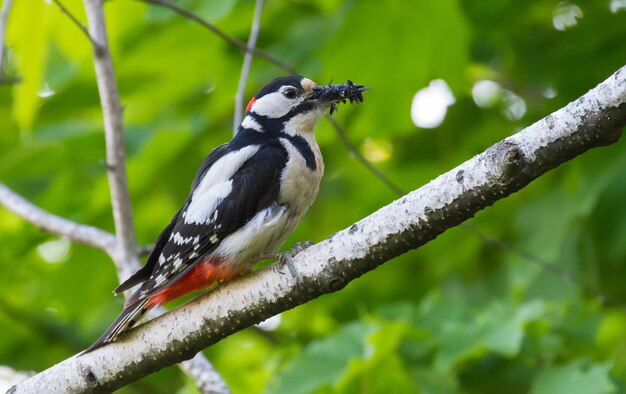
[84,76,366,353]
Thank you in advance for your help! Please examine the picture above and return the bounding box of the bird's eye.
[282,88,298,99]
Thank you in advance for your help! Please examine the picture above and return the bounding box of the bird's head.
[241,76,366,135]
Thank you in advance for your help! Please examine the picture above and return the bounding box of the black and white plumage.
[83,76,366,353]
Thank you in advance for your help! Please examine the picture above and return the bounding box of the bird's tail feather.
[81,299,150,355]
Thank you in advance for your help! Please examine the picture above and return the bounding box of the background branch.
[0,0,13,76]
[325,116,406,195]
[12,64,625,394]
[83,0,138,281]
[177,354,231,394]
[0,75,19,84]
[51,0,99,49]
[0,182,116,254]
[233,0,264,134]
[138,0,296,74]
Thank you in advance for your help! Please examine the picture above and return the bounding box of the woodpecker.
[83,76,366,353]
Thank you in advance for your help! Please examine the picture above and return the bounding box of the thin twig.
[461,223,578,285]
[51,0,100,49]
[137,243,154,256]
[233,0,264,134]
[460,223,621,307]
[177,353,231,394]
[325,116,406,195]
[0,182,117,254]
[138,0,296,74]
[0,75,20,84]
[83,0,138,281]
[0,0,14,75]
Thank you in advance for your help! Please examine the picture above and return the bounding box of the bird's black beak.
[307,80,368,115]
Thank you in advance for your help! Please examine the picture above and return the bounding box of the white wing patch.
[154,273,168,286]
[184,181,233,225]
[171,232,195,245]
[185,146,260,225]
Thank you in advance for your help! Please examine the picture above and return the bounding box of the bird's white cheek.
[252,92,295,118]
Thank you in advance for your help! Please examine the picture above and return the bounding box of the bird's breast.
[278,136,324,214]
[211,136,323,267]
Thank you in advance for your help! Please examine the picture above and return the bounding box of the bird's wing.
[124,142,287,305]
[114,144,232,295]
[113,207,183,295]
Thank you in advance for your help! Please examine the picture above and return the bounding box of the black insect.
[310,80,368,115]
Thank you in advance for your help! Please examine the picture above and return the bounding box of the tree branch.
[0,0,14,76]
[0,75,19,84]
[0,181,153,259]
[0,182,117,254]
[233,0,264,134]
[83,0,138,281]
[177,353,230,394]
[12,65,625,394]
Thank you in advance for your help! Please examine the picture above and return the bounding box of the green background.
[1,0,625,392]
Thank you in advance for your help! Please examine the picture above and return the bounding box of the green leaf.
[267,322,376,394]
[317,0,469,137]
[7,0,51,131]
[531,360,616,394]
[481,300,545,357]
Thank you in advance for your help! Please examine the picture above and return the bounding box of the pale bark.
[11,65,626,394]
[0,0,12,75]
[234,0,264,134]
[83,0,138,281]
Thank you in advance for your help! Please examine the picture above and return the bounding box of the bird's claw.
[272,241,314,281]
[276,241,314,264]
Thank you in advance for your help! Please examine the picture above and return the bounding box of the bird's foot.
[276,241,314,264]
[269,241,314,281]
[262,241,314,263]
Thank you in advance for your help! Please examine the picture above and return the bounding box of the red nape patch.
[246,97,256,112]
[146,260,244,308]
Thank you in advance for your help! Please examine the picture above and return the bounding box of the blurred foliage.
[1,0,625,392]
